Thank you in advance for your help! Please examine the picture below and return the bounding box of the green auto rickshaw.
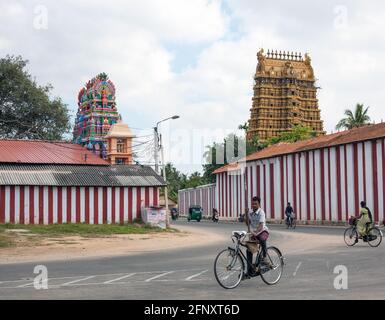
[188,205,203,222]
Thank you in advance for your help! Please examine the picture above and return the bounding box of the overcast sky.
[1,0,385,173]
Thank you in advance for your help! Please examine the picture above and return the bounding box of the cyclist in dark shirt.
[285,202,294,226]
[212,208,219,222]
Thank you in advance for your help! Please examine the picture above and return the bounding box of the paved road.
[0,220,384,299]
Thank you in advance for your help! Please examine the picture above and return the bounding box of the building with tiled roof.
[0,139,164,225]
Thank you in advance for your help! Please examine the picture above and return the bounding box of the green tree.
[265,125,315,146]
[238,122,249,131]
[185,171,205,189]
[202,131,265,183]
[161,163,188,203]
[202,134,239,184]
[161,163,208,203]
[246,134,265,154]
[335,103,371,131]
[0,55,71,140]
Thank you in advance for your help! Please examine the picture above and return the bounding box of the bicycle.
[214,231,284,289]
[285,214,296,229]
[344,216,383,247]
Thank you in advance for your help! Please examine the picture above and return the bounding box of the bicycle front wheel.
[344,227,358,246]
[260,247,283,285]
[367,227,382,247]
[214,248,244,289]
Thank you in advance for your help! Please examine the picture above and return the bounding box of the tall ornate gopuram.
[73,73,120,153]
[247,49,325,141]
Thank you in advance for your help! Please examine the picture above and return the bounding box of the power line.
[130,127,153,131]
[133,134,154,138]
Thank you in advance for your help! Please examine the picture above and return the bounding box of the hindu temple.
[72,73,136,164]
[73,73,120,153]
[247,49,325,141]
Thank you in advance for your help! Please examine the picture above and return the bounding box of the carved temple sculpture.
[73,73,120,155]
[246,49,325,142]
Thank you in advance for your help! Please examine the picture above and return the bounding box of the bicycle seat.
[232,231,247,238]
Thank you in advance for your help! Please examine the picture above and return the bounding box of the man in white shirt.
[245,196,270,274]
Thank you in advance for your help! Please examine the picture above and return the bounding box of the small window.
[117,139,125,153]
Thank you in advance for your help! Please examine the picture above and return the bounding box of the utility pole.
[153,115,179,227]
[160,134,169,228]
[154,126,159,174]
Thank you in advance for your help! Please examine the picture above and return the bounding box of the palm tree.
[238,122,249,132]
[336,103,371,130]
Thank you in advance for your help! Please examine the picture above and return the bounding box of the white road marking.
[103,273,136,284]
[0,268,212,289]
[145,271,174,282]
[17,282,35,288]
[61,276,95,286]
[0,268,205,286]
[185,270,209,281]
[1,275,91,285]
[293,261,302,276]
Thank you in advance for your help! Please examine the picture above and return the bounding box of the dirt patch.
[0,225,226,265]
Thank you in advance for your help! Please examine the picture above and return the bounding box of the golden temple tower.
[247,49,325,141]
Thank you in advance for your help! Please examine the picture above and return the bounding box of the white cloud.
[1,0,385,173]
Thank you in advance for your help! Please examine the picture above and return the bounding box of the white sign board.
[141,207,166,229]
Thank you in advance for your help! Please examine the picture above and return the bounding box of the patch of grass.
[0,223,178,237]
[0,233,14,248]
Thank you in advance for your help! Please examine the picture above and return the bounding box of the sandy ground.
[0,225,228,265]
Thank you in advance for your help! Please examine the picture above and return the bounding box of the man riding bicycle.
[285,202,294,226]
[245,196,271,275]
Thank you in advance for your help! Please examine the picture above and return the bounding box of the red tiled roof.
[213,123,385,174]
[0,140,109,165]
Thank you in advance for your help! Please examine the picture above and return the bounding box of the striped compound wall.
[178,184,216,217]
[0,186,159,224]
[214,139,385,223]
[178,138,385,223]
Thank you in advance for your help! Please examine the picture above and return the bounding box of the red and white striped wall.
[214,139,385,223]
[0,186,159,224]
[178,184,216,217]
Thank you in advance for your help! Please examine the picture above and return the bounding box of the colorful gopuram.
[73,73,120,152]
[247,49,325,141]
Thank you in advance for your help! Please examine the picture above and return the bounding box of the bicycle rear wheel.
[260,247,283,285]
[292,219,296,229]
[344,227,358,246]
[214,248,244,289]
[367,227,382,247]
